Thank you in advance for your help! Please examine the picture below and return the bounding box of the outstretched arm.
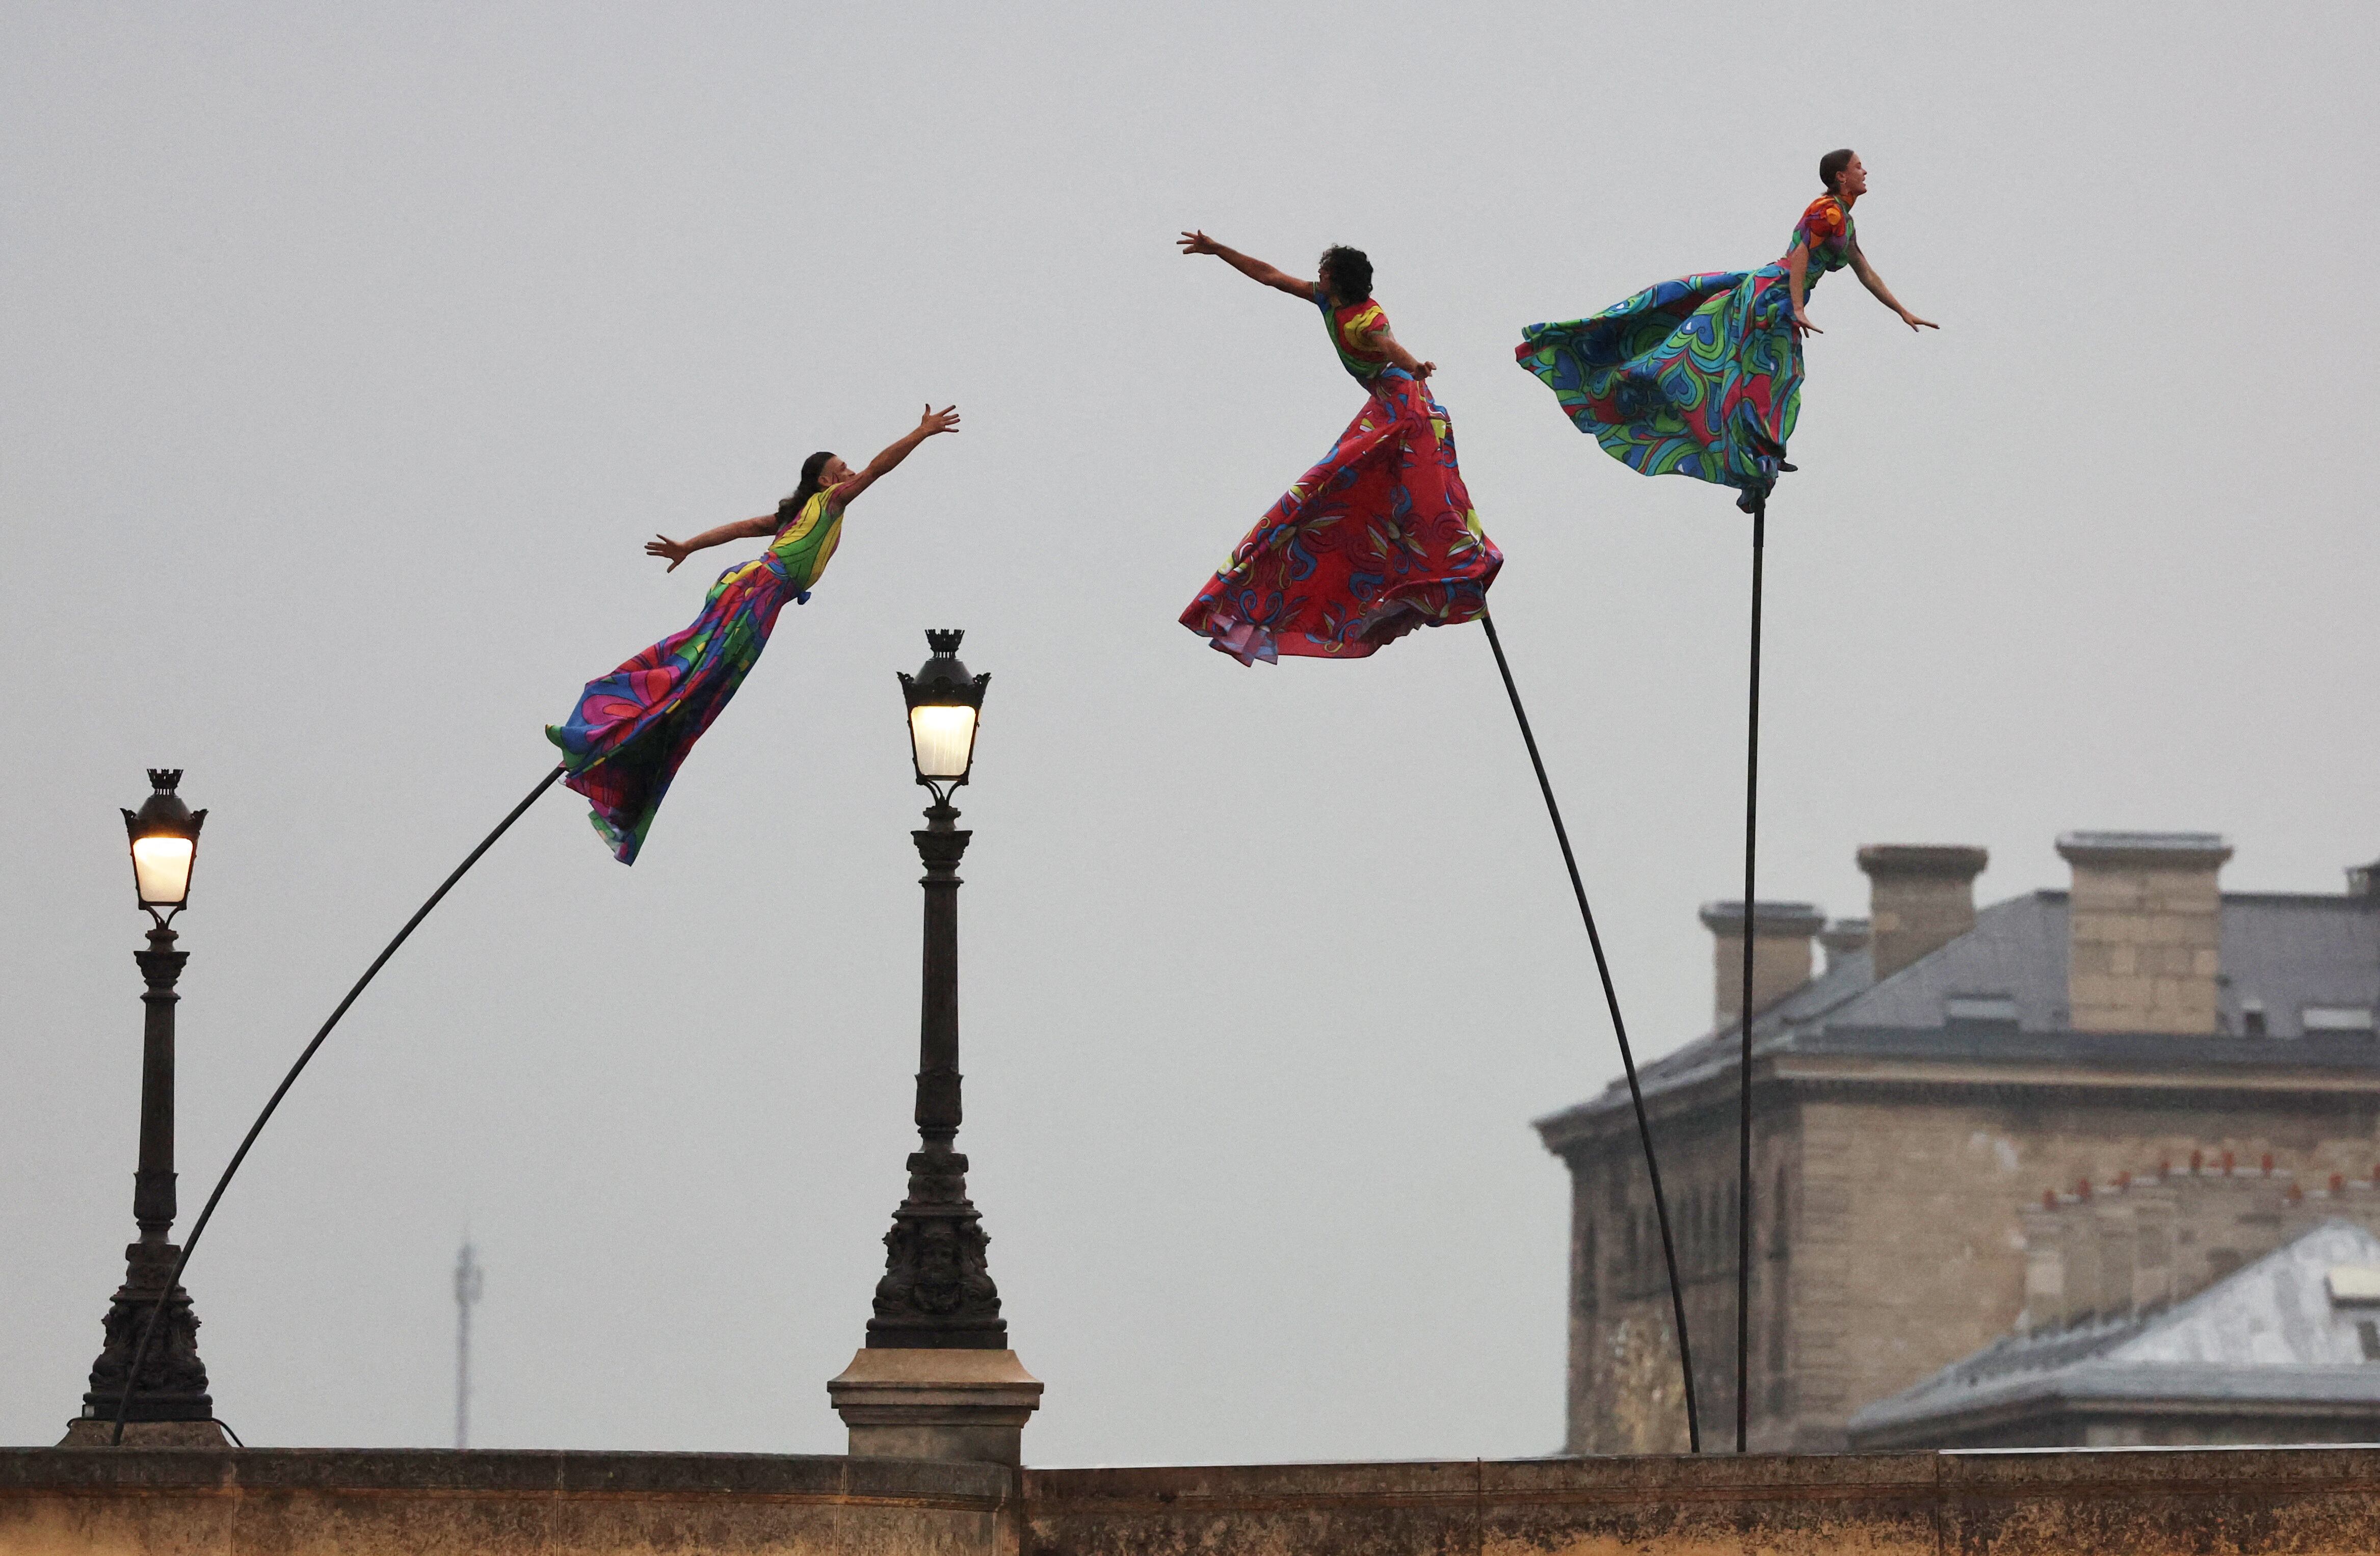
[1849,241,1937,332]
[1359,321,1435,380]
[1177,230,1317,301]
[646,514,777,572]
[831,404,962,511]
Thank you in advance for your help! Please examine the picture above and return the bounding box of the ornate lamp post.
[64,770,227,1445]
[829,630,1041,1463]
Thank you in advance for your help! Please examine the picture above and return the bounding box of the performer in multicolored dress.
[547,404,960,862]
[1176,231,1501,665]
[1516,150,1937,511]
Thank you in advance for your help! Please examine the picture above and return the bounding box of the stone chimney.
[1818,917,1871,971]
[1699,901,1825,1026]
[2057,831,2232,1034]
[1856,845,1989,981]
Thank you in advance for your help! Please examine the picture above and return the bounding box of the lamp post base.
[827,1348,1041,1466]
[57,1417,229,1447]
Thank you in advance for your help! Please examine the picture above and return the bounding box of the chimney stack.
[2057,832,2231,1034]
[1857,845,1989,981]
[1699,901,1825,1027]
[1818,917,1871,971]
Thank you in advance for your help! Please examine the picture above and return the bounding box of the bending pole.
[111,764,566,1443]
[1479,609,1701,1453]
[1734,495,1766,1454]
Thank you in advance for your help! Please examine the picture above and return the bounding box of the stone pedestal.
[828,1349,1041,1465]
[57,1416,229,1446]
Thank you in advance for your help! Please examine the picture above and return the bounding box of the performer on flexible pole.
[1175,232,1500,663]
[547,404,961,862]
[1515,149,1935,511]
[1516,149,1935,1453]
[1179,230,1705,1444]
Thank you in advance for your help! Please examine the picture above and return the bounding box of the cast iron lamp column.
[830,631,1040,1464]
[869,630,1004,1347]
[71,770,224,1442]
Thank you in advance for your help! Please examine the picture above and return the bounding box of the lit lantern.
[898,630,989,797]
[123,769,206,919]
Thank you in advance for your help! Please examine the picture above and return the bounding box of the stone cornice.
[1539,1046,2380,1161]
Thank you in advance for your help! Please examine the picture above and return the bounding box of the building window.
[1944,993,2020,1028]
[2303,1006,2377,1034]
[2360,1320,2380,1363]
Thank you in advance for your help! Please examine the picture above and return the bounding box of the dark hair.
[778,451,836,528]
[1818,148,1856,193]
[1318,245,1373,304]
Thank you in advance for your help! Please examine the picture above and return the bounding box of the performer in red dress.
[1176,232,1501,665]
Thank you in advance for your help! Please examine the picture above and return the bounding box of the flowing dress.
[1515,195,1857,509]
[547,485,847,863]
[1181,292,1501,665]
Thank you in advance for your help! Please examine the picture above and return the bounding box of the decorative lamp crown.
[898,629,990,791]
[123,769,206,916]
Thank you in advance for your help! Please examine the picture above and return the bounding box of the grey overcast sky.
[3,2,2374,1462]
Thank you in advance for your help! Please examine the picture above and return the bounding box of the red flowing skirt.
[1181,371,1501,665]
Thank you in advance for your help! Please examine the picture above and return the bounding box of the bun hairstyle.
[1318,245,1373,304]
[777,450,837,529]
[1818,148,1856,194]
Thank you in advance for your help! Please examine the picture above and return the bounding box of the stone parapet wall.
[1028,1449,2380,1555]
[9,1447,2380,1555]
[0,1449,1013,1556]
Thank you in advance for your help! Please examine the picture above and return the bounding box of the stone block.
[828,1349,1042,1467]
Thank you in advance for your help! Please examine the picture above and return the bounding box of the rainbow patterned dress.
[1181,292,1501,665]
[1515,195,1857,510]
[546,486,847,863]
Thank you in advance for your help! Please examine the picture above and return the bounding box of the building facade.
[1535,834,2380,1453]
[1849,1217,2380,1448]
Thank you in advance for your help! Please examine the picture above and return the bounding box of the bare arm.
[1849,241,1938,331]
[1177,230,1317,301]
[1787,245,1821,338]
[830,403,962,511]
[1358,323,1435,380]
[645,514,776,572]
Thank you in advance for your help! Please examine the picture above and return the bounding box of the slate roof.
[1848,1221,2380,1438]
[1538,889,2380,1133]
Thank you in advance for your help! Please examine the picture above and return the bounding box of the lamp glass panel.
[909,704,978,779]
[132,836,196,905]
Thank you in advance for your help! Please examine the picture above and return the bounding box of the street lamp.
[829,630,1040,1464]
[67,770,225,1444]
[899,628,988,800]
[874,630,999,1346]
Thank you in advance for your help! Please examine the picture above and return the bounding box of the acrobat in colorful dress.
[547,486,847,863]
[1514,195,1857,510]
[1181,293,1502,665]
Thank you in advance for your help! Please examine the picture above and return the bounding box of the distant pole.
[453,1240,483,1449]
[1735,494,1766,1455]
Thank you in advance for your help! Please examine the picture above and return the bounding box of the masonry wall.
[15,1447,2380,1556]
[1559,1075,2380,1454]
[0,1450,1013,1556]
[1563,1104,1800,1454]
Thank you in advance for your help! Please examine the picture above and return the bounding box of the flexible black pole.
[111,764,565,1443]
[1479,609,1700,1453]
[1735,495,1766,1454]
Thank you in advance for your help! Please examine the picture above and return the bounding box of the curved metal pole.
[111,764,565,1443]
[1735,495,1766,1454]
[1479,609,1701,1453]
